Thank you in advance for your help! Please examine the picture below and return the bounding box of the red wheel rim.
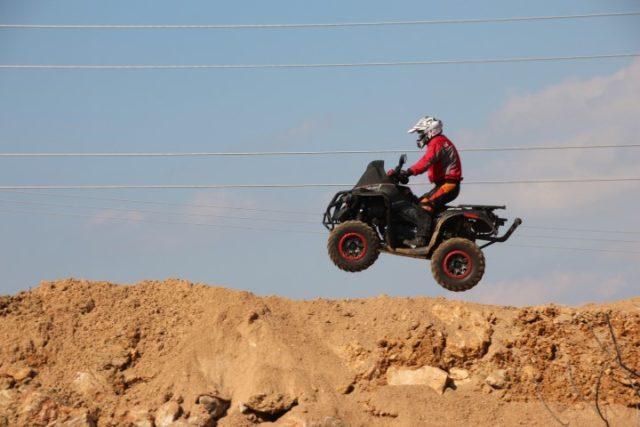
[442,250,473,279]
[338,232,368,261]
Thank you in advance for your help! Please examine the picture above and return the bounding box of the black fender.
[323,189,392,232]
[424,210,495,257]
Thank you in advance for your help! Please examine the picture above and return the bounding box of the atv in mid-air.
[323,155,522,292]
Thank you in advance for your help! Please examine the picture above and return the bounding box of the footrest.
[381,246,429,259]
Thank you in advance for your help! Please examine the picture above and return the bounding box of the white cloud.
[461,271,633,307]
[87,209,145,226]
[183,191,259,220]
[459,60,640,216]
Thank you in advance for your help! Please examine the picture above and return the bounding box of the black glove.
[397,169,410,184]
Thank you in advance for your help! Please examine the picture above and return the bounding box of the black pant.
[392,200,432,239]
[419,181,461,212]
[393,181,461,239]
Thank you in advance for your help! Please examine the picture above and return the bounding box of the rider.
[389,116,463,248]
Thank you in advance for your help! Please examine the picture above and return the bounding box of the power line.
[521,225,640,235]
[0,177,638,191]
[517,234,640,244]
[505,243,640,255]
[463,178,640,185]
[1,53,638,70]
[3,198,636,241]
[3,190,320,216]
[1,11,638,29]
[5,191,639,236]
[3,197,634,242]
[0,206,637,254]
[1,143,638,158]
[0,206,322,234]
[0,198,319,224]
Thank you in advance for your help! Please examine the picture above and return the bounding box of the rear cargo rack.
[455,204,506,210]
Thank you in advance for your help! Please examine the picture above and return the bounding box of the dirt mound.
[0,279,638,426]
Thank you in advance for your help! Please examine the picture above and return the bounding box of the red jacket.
[407,134,463,183]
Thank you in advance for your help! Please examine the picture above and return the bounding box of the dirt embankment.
[0,279,638,426]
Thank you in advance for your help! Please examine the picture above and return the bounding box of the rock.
[71,371,110,399]
[9,367,36,382]
[485,369,508,389]
[521,365,541,382]
[110,355,131,371]
[80,298,95,314]
[196,394,229,419]
[248,311,259,323]
[448,367,469,381]
[245,392,297,416]
[278,414,346,427]
[168,420,190,427]
[123,371,143,387]
[19,392,59,426]
[386,366,449,394]
[154,401,182,427]
[124,407,153,427]
[59,409,97,427]
[220,412,255,426]
[336,382,354,395]
[431,305,492,362]
[520,310,540,324]
[449,368,471,386]
[185,405,214,427]
[0,376,15,390]
[0,389,17,410]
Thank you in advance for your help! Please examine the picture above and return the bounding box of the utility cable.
[5,191,639,236]
[0,177,638,190]
[517,234,639,244]
[1,143,638,158]
[0,206,323,234]
[0,198,319,224]
[521,225,640,235]
[1,190,319,215]
[505,243,640,255]
[1,53,638,70]
[1,11,638,29]
[1,198,636,242]
[0,206,637,254]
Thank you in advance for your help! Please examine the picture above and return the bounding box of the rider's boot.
[403,214,431,248]
[403,235,427,248]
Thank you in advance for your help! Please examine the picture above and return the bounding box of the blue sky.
[0,0,639,305]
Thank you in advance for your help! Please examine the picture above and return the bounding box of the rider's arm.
[407,142,440,176]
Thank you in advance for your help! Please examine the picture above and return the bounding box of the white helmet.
[407,116,443,148]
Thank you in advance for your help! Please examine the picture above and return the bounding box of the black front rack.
[322,190,350,230]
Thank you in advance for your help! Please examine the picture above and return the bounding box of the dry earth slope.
[0,279,639,426]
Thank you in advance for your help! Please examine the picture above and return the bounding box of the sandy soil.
[0,279,638,426]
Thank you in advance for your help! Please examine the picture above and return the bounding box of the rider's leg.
[393,201,431,248]
[419,181,460,212]
[400,182,460,248]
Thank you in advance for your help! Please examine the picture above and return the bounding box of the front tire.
[328,221,380,272]
[430,238,485,292]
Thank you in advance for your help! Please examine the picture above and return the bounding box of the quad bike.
[323,155,522,292]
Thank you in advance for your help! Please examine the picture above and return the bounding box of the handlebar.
[389,154,409,184]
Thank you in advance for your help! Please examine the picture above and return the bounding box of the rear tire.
[430,238,485,292]
[328,221,380,272]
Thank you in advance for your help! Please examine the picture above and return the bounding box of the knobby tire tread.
[328,220,380,272]
[430,237,485,292]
